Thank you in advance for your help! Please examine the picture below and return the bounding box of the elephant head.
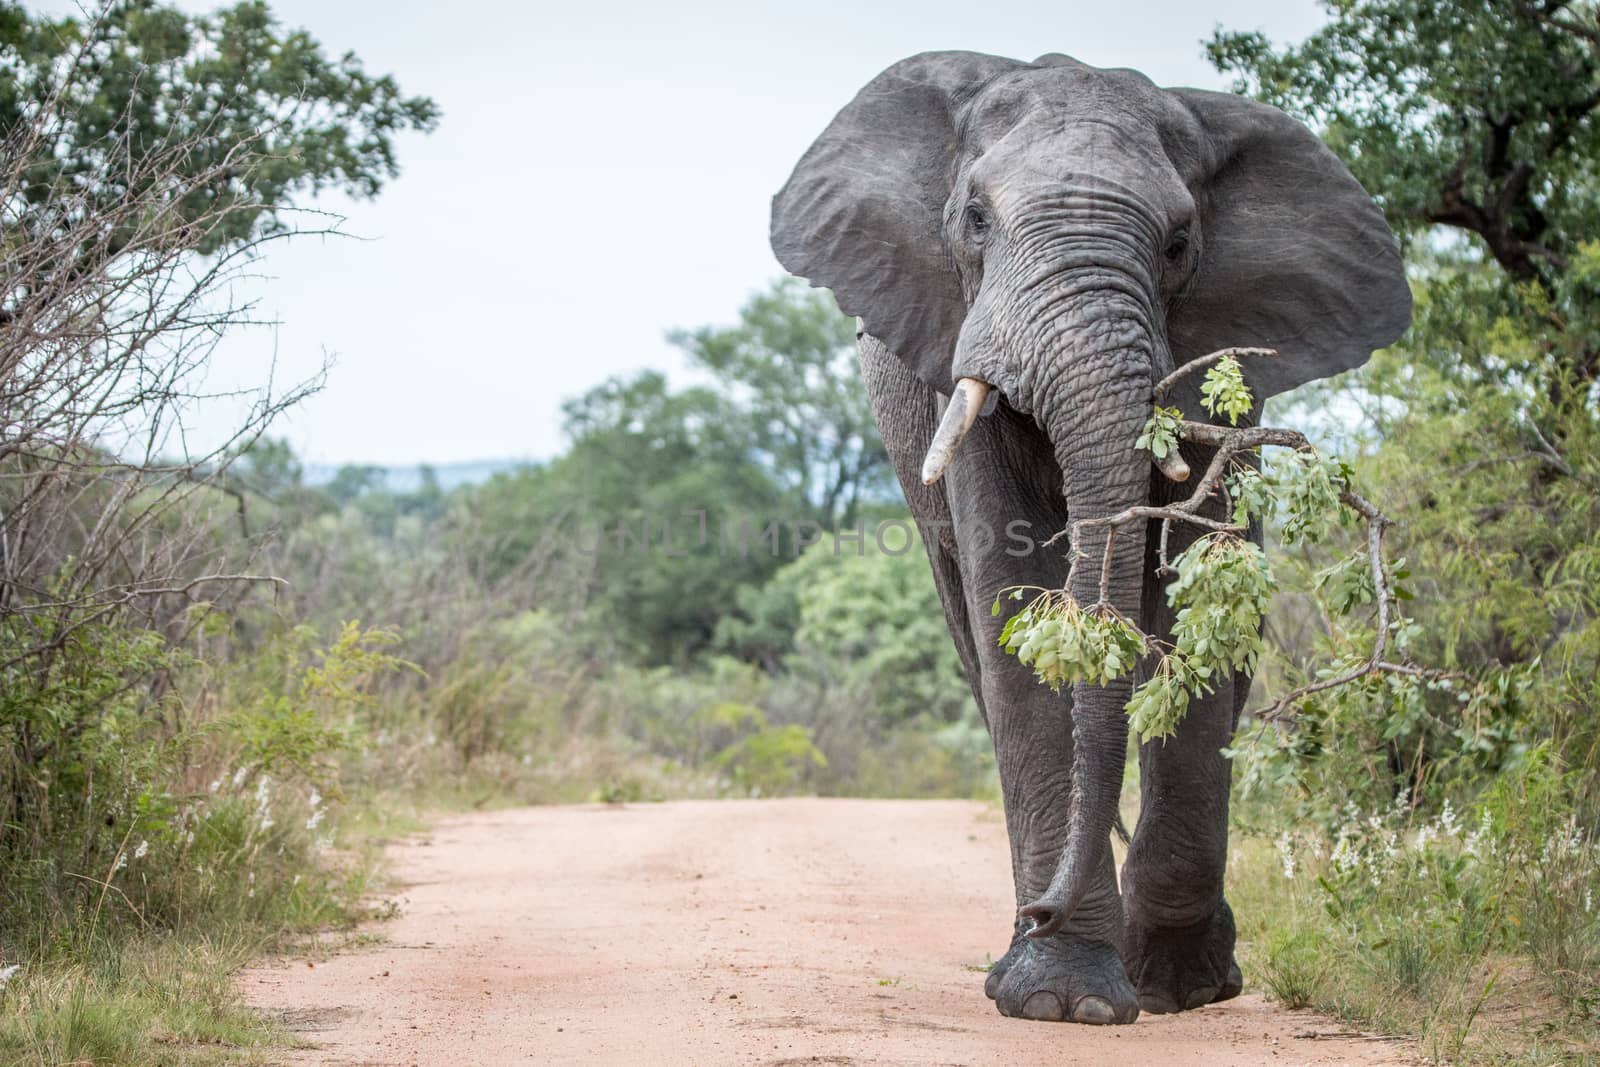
[770,53,1409,937]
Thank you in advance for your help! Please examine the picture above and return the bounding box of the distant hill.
[302,458,529,493]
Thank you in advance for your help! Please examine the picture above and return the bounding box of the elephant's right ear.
[771,51,1022,393]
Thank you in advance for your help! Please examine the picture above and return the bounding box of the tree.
[0,0,436,951]
[326,464,389,506]
[1210,2,1600,809]
[466,372,797,664]
[670,278,893,528]
[1209,2,1600,286]
[0,0,437,661]
[0,1,438,287]
[468,283,899,667]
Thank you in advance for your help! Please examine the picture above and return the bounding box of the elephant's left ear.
[1164,88,1412,404]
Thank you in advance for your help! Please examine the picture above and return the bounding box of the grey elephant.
[769,52,1410,1025]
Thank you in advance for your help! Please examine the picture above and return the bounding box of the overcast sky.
[120,0,1328,466]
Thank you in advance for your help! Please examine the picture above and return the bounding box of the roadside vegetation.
[1212,2,1600,1060]
[1,0,1597,1064]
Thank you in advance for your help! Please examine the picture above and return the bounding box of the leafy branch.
[1002,348,1459,741]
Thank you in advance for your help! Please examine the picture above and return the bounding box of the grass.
[0,932,283,1065]
[1226,806,1600,1065]
[0,798,405,1067]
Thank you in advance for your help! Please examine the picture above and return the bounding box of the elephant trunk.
[1017,299,1155,939]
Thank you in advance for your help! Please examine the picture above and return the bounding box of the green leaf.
[1199,355,1254,425]
[1138,406,1183,461]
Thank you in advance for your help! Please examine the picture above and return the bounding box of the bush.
[1232,749,1599,1062]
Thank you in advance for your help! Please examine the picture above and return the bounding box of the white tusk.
[1155,450,1191,482]
[921,378,993,485]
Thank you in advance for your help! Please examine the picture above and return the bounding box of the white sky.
[94,0,1328,466]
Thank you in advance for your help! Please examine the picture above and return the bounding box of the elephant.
[769,52,1410,1025]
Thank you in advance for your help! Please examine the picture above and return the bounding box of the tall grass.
[1229,747,1600,1064]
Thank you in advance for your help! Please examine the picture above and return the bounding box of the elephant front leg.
[1119,691,1244,1013]
[1119,513,1247,1014]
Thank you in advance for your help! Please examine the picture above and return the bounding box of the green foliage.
[996,591,1146,690]
[0,935,285,1066]
[1232,751,1599,1062]
[706,703,827,796]
[226,621,412,785]
[1213,9,1600,1053]
[1125,659,1194,745]
[1257,929,1325,1010]
[1225,464,1275,526]
[464,281,893,667]
[669,278,892,527]
[467,371,792,663]
[0,0,438,259]
[1200,354,1254,425]
[783,534,972,727]
[1277,452,1353,545]
[1136,405,1183,459]
[1117,534,1276,743]
[1168,535,1275,675]
[1208,0,1600,284]
[0,612,401,985]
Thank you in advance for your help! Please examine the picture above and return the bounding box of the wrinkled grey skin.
[770,52,1410,1026]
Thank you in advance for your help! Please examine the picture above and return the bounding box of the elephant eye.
[1164,227,1190,263]
[965,204,990,239]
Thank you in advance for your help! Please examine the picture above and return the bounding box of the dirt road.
[241,799,1410,1066]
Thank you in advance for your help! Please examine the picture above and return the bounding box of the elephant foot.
[1124,900,1243,1014]
[987,931,1140,1025]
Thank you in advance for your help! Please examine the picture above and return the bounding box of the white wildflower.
[1331,835,1360,875]
[1465,807,1493,859]
[1438,798,1460,838]
[115,852,127,871]
[254,775,273,831]
[1415,825,1433,852]
[1556,814,1584,859]
[232,766,248,787]
[0,964,18,989]
[1585,888,1593,914]
[307,787,322,810]
[305,807,325,832]
[207,777,222,793]
[1275,831,1297,881]
[133,839,148,860]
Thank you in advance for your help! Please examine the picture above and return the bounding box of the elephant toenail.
[1021,990,1065,1021]
[1070,995,1117,1024]
[984,969,1003,999]
[1183,985,1219,1009]
[1138,992,1180,1015]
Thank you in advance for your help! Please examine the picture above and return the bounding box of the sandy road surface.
[241,799,1411,1066]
